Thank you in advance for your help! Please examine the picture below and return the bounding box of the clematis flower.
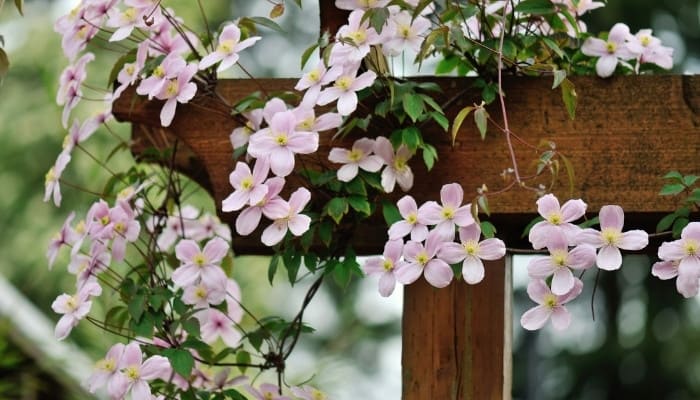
[316,66,377,116]
[363,239,405,297]
[291,385,329,400]
[246,383,291,400]
[657,222,700,298]
[155,63,198,127]
[335,0,389,10]
[335,10,381,62]
[260,188,312,246]
[182,280,227,309]
[247,110,319,177]
[61,22,99,60]
[628,29,674,70]
[420,183,475,241]
[47,212,79,269]
[581,23,638,78]
[190,213,232,242]
[374,136,414,193]
[51,281,102,340]
[382,11,430,56]
[172,237,229,288]
[528,194,586,250]
[106,6,148,42]
[520,278,583,331]
[44,153,71,207]
[328,138,383,182]
[199,24,261,72]
[197,308,242,348]
[295,60,342,106]
[293,107,343,133]
[396,230,453,288]
[233,177,285,236]
[108,342,171,400]
[575,205,648,270]
[222,159,270,212]
[109,201,141,262]
[388,195,429,242]
[57,53,94,108]
[70,242,112,288]
[61,116,100,158]
[86,342,125,394]
[136,54,186,100]
[526,231,596,294]
[230,109,263,149]
[438,223,507,284]
[148,204,200,251]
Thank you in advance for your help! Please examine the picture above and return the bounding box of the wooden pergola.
[114,4,700,399]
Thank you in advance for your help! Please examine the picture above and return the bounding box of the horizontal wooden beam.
[113,75,700,254]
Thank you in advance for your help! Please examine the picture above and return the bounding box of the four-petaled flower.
[520,278,583,331]
[328,137,383,182]
[172,237,229,288]
[438,223,506,284]
[528,194,586,250]
[421,183,474,241]
[363,239,405,297]
[396,230,453,288]
[526,231,596,295]
[198,24,261,72]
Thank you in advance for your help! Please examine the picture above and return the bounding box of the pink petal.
[595,55,619,78]
[581,37,608,57]
[545,230,569,253]
[599,205,624,230]
[461,257,485,284]
[560,199,586,222]
[550,306,572,330]
[477,238,506,260]
[681,222,700,241]
[438,243,467,264]
[236,207,262,236]
[527,257,556,279]
[131,380,151,400]
[567,244,596,270]
[651,260,678,280]
[397,195,418,217]
[198,52,222,70]
[596,245,622,270]
[528,222,557,250]
[410,225,429,242]
[359,155,383,172]
[270,147,295,177]
[289,187,311,213]
[261,222,287,246]
[658,240,686,261]
[558,279,584,304]
[172,265,200,287]
[362,257,384,275]
[424,259,453,288]
[618,230,648,251]
[608,23,631,43]
[288,214,311,236]
[395,262,423,285]
[175,240,200,263]
[384,239,404,261]
[328,148,351,163]
[336,92,358,115]
[526,279,551,303]
[121,342,143,368]
[337,163,359,182]
[536,194,560,217]
[440,183,463,208]
[160,98,177,127]
[287,131,319,154]
[520,305,551,330]
[458,224,481,243]
[203,237,229,262]
[351,70,377,90]
[402,241,423,261]
[222,189,249,212]
[54,315,76,340]
[575,228,604,248]
[373,137,394,164]
[551,268,575,295]
[452,207,475,227]
[140,356,171,380]
[388,220,413,240]
[378,272,396,297]
[420,201,443,225]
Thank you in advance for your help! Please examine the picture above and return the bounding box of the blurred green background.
[0,0,699,399]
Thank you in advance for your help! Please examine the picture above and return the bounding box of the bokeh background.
[1,0,700,399]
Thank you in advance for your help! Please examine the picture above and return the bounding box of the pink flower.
[248,110,319,177]
[553,0,604,16]
[295,60,341,106]
[317,66,377,116]
[136,54,186,100]
[420,183,475,241]
[61,22,99,61]
[61,116,100,157]
[70,242,112,288]
[526,232,595,295]
[396,230,453,288]
[172,237,229,288]
[373,136,414,193]
[86,342,125,393]
[148,205,200,250]
[44,153,71,207]
[222,159,270,212]
[106,6,149,42]
[182,281,226,309]
[230,109,263,149]
[155,63,198,127]
[246,383,291,400]
[51,281,101,340]
[290,385,328,400]
[576,205,648,270]
[261,188,312,246]
[381,11,430,56]
[581,23,638,78]
[198,24,261,72]
[335,10,381,62]
[57,52,94,108]
[197,308,242,347]
[47,212,79,269]
[190,213,232,242]
[388,195,430,242]
[109,342,171,400]
[528,194,586,250]
[293,107,343,133]
[438,223,507,284]
[328,138,383,182]
[335,0,389,10]
[520,278,583,331]
[109,201,142,262]
[363,239,405,297]
[657,222,700,298]
[628,29,674,70]
[235,177,286,236]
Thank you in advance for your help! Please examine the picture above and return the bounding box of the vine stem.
[496,7,522,184]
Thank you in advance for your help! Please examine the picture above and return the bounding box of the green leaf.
[326,197,348,224]
[401,127,421,152]
[480,221,497,238]
[552,69,567,89]
[656,213,677,233]
[422,143,438,171]
[283,249,302,284]
[663,171,683,181]
[318,220,333,247]
[430,111,449,132]
[348,195,371,216]
[451,106,474,145]
[672,217,689,238]
[542,37,565,59]
[683,175,699,187]
[367,7,390,33]
[435,53,460,74]
[268,255,279,285]
[559,153,576,197]
[128,294,146,321]
[222,389,248,400]
[300,43,319,69]
[403,94,425,123]
[514,0,554,15]
[474,107,488,139]
[382,200,402,225]
[0,47,8,85]
[560,78,577,120]
[659,183,685,196]
[163,349,194,378]
[247,16,285,33]
[235,351,251,374]
[345,177,367,196]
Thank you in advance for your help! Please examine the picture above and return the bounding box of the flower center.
[118,187,135,200]
[547,212,563,225]
[416,251,429,266]
[308,69,320,82]
[165,79,179,97]
[153,65,165,78]
[550,250,568,267]
[125,366,140,381]
[123,7,137,22]
[195,285,208,299]
[193,253,207,267]
[218,39,236,54]
[241,176,254,190]
[441,206,455,220]
[382,259,394,271]
[393,157,407,171]
[66,296,78,311]
[684,239,698,256]
[100,215,111,226]
[463,240,479,256]
[77,25,89,40]
[348,148,363,162]
[45,167,57,183]
[406,213,418,225]
[275,133,288,146]
[601,228,622,246]
[640,35,651,46]
[312,389,326,400]
[96,358,115,372]
[399,24,411,38]
[114,221,126,234]
[75,220,86,234]
[348,29,367,44]
[298,117,315,130]
[263,393,274,400]
[605,41,617,54]
[543,294,558,308]
[125,64,136,76]
[335,76,353,91]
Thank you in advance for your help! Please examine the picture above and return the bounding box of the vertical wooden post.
[402,258,512,399]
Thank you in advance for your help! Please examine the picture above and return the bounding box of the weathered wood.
[402,257,511,400]
[113,75,700,254]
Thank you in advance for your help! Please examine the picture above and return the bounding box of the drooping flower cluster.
[521,195,649,331]
[363,183,506,296]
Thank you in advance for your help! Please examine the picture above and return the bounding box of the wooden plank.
[113,75,700,254]
[402,257,511,400]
